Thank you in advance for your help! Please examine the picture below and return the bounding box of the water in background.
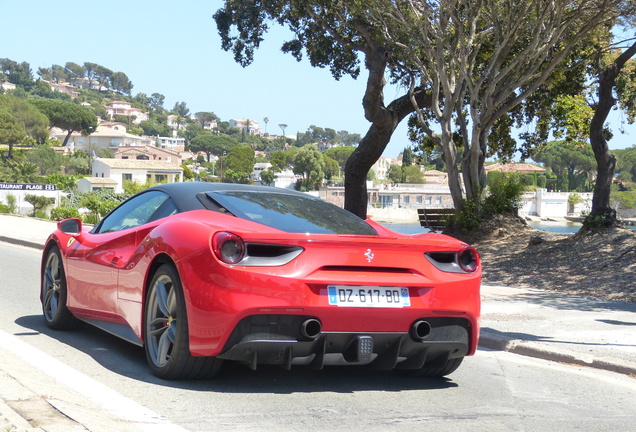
[382,220,635,235]
[379,222,429,235]
[526,220,581,233]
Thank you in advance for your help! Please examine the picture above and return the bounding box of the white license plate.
[327,286,410,308]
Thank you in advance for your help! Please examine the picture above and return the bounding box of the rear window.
[206,191,378,235]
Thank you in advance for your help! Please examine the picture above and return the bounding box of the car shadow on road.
[15,314,460,394]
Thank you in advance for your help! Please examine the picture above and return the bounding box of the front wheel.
[144,263,221,380]
[41,246,79,330]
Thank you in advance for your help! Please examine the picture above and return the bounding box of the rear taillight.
[212,232,245,264]
[458,247,479,273]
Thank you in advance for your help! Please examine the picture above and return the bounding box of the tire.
[42,246,80,330]
[144,263,222,380]
[397,356,464,378]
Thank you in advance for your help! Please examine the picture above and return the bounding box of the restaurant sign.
[0,183,57,191]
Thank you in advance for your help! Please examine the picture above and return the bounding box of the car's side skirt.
[81,318,144,347]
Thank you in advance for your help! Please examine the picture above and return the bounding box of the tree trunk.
[63,130,73,146]
[344,45,432,218]
[443,142,464,210]
[588,41,636,222]
[589,67,617,221]
[345,122,392,218]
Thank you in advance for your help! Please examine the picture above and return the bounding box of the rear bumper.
[179,250,481,357]
[217,315,471,370]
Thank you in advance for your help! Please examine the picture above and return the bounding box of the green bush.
[24,194,55,217]
[612,189,636,210]
[35,209,49,219]
[449,198,481,232]
[483,174,525,215]
[45,174,81,191]
[99,200,120,216]
[82,212,101,225]
[0,204,10,214]
[556,175,569,191]
[449,174,526,232]
[582,212,616,229]
[50,207,81,221]
[537,175,547,188]
[123,180,156,195]
[5,193,17,213]
[486,170,503,185]
[521,173,536,187]
[568,192,583,206]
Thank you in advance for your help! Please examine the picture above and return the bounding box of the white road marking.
[0,329,189,432]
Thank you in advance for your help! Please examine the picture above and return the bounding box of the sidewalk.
[480,284,636,375]
[0,213,635,430]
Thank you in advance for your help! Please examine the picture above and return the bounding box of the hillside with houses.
[1,58,635,223]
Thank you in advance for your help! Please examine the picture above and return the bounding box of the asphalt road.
[1,242,635,432]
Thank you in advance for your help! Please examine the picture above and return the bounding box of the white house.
[114,145,182,167]
[45,81,80,98]
[53,123,145,152]
[372,156,400,180]
[422,170,448,184]
[167,115,187,137]
[274,169,299,189]
[1,82,16,91]
[157,136,186,150]
[519,189,593,218]
[229,119,261,135]
[91,158,184,193]
[105,101,149,123]
[250,162,272,184]
[76,177,118,193]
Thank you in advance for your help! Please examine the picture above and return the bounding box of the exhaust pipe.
[300,318,322,340]
[410,320,432,341]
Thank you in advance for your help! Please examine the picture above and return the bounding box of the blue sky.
[2,0,635,158]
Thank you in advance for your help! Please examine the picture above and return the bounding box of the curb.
[479,332,636,377]
[0,236,44,251]
[0,399,40,432]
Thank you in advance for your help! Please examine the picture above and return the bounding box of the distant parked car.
[40,182,481,380]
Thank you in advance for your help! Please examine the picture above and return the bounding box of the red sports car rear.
[41,182,480,380]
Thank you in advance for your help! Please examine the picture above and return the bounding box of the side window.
[148,199,178,223]
[95,191,173,234]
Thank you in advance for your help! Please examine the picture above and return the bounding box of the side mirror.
[58,218,82,236]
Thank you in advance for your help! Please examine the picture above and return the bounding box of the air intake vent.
[240,243,304,267]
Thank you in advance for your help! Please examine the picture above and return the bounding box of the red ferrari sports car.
[41,182,481,380]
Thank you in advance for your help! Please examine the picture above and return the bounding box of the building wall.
[0,187,62,216]
[92,160,183,193]
[519,189,593,218]
[76,178,117,193]
[56,125,145,152]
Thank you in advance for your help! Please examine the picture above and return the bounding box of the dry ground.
[459,215,636,303]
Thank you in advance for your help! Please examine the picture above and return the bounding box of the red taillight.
[458,247,479,272]
[212,232,245,265]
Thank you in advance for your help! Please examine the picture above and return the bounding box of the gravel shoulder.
[465,216,636,303]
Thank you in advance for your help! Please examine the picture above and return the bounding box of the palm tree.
[279,123,287,145]
[1,159,38,183]
[263,117,269,133]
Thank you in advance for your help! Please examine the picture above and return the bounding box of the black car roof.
[148,182,316,212]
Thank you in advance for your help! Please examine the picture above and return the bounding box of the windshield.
[206,191,378,236]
